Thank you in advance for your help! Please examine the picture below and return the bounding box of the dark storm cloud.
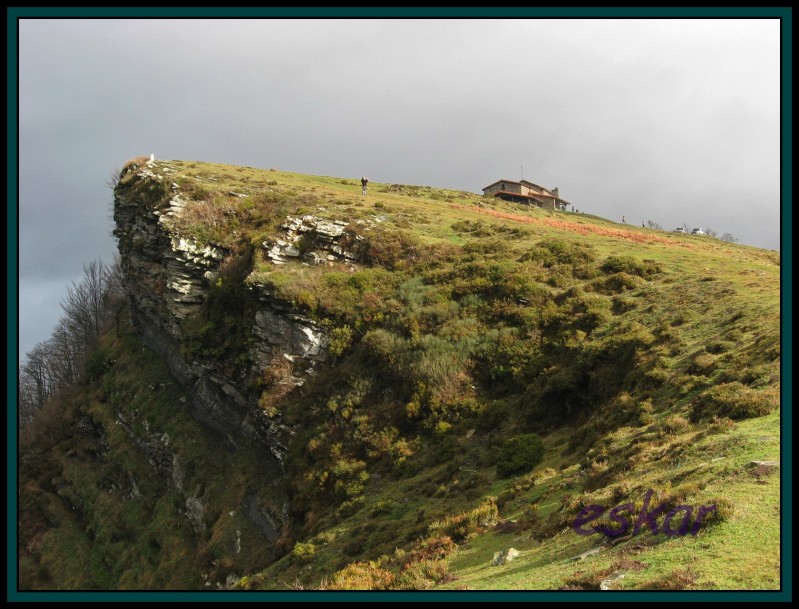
[17,18,781,360]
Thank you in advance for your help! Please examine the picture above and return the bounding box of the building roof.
[482,179,523,190]
[483,179,554,195]
[519,179,548,192]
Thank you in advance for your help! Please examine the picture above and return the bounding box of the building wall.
[483,181,566,211]
[483,182,521,196]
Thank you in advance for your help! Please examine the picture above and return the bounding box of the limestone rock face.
[263,215,365,265]
[112,163,332,466]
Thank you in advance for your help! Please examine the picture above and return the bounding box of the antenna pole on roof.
[520,165,524,181]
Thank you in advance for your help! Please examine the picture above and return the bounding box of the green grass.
[19,318,290,589]
[20,158,779,591]
[435,412,779,590]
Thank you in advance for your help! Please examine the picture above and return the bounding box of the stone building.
[482,179,570,210]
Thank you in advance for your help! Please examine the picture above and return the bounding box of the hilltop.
[18,158,781,591]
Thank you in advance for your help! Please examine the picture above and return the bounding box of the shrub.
[671,310,698,326]
[662,414,690,434]
[331,457,369,500]
[593,272,641,293]
[705,340,735,354]
[122,155,149,170]
[402,536,457,565]
[520,238,597,268]
[496,434,545,477]
[451,219,495,237]
[329,561,395,590]
[691,382,777,421]
[568,294,613,333]
[612,295,637,314]
[719,364,774,388]
[578,322,656,400]
[291,542,316,563]
[329,325,354,357]
[83,348,111,382]
[369,500,395,517]
[516,504,541,531]
[533,367,589,421]
[394,559,449,589]
[365,230,424,270]
[600,255,662,278]
[694,497,734,529]
[428,500,499,543]
[474,328,541,391]
[336,496,366,520]
[701,415,735,435]
[688,353,717,375]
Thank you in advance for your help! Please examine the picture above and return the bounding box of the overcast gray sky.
[17,17,782,362]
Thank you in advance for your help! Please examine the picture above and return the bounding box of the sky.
[16,16,783,362]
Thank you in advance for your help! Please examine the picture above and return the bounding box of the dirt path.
[450,204,681,247]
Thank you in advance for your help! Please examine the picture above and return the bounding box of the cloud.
[16,16,782,360]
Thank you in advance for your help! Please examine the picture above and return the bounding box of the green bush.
[600,255,661,278]
[705,340,735,354]
[428,499,499,543]
[567,293,613,333]
[692,382,777,420]
[593,272,641,293]
[83,348,111,382]
[451,219,495,237]
[329,561,395,590]
[520,238,597,268]
[369,500,396,517]
[365,230,424,270]
[496,434,545,477]
[694,497,734,529]
[688,353,717,375]
[474,328,542,390]
[291,542,316,563]
[329,325,354,357]
[533,367,589,421]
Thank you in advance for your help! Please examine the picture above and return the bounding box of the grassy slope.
[21,159,780,591]
[19,327,289,590]
[157,160,781,590]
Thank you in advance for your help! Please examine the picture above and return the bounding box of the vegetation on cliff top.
[18,159,780,591]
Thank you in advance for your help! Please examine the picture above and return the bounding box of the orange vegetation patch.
[450,204,681,247]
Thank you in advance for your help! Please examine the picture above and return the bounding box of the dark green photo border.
[7,5,792,603]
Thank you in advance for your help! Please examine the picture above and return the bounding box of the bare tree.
[646,219,663,230]
[103,255,128,336]
[19,258,124,432]
[720,233,738,243]
[19,345,56,424]
[49,319,81,388]
[704,228,718,238]
[106,166,122,190]
[60,260,111,351]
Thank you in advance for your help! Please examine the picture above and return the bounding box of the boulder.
[492,547,520,566]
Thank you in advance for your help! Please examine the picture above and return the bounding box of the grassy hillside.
[19,326,290,589]
[20,159,781,591]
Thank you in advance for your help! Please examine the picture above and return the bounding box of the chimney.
[551,187,559,197]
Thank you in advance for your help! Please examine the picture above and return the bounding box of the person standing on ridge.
[361,176,368,195]
[622,215,626,224]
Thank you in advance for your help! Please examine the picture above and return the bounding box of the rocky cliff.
[112,159,348,462]
[20,158,779,591]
